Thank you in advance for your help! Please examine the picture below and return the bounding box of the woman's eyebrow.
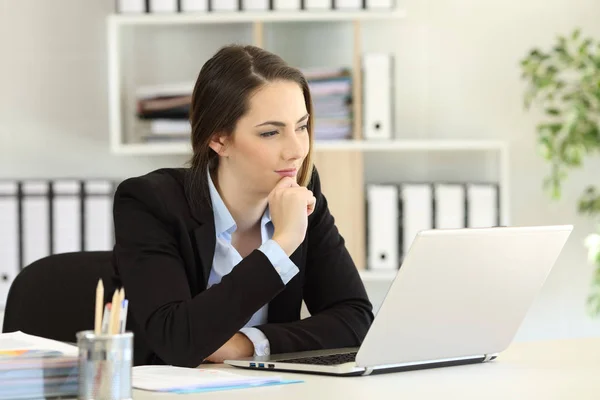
[255,113,309,127]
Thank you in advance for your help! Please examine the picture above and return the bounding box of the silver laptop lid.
[356,225,573,368]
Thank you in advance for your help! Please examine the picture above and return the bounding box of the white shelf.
[112,139,508,155]
[108,10,407,26]
[314,139,508,152]
[359,270,396,282]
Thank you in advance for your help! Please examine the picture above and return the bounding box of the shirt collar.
[207,169,271,236]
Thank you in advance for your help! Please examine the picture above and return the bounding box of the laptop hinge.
[362,367,374,376]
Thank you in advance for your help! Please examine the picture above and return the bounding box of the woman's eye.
[297,125,308,132]
[260,131,278,138]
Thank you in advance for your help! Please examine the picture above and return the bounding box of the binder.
[466,183,499,228]
[212,0,238,11]
[22,181,50,267]
[400,183,433,259]
[181,0,209,11]
[148,0,178,12]
[84,181,114,252]
[305,0,332,10]
[52,181,82,255]
[363,53,393,140]
[0,182,19,309]
[334,0,361,9]
[273,0,301,10]
[116,0,147,13]
[365,0,393,9]
[241,0,268,10]
[434,183,466,229]
[366,184,399,270]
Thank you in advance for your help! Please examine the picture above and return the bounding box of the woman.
[112,44,374,368]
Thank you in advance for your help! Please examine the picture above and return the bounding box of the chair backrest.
[2,251,151,365]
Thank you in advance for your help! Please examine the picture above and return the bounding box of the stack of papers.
[0,332,79,400]
[133,366,302,394]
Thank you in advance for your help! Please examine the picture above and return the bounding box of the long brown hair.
[186,44,315,206]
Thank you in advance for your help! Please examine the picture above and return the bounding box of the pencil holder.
[76,330,134,400]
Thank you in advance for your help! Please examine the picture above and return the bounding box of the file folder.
[365,0,393,9]
[366,184,399,270]
[305,0,332,10]
[434,183,466,229]
[52,181,82,255]
[22,182,50,267]
[181,0,209,11]
[84,181,114,251]
[0,182,19,309]
[117,0,147,13]
[334,0,362,9]
[466,183,499,228]
[400,183,433,260]
[273,0,301,10]
[149,0,178,12]
[241,0,268,10]
[212,0,238,11]
[363,53,393,140]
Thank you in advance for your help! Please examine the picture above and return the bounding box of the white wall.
[1,0,600,340]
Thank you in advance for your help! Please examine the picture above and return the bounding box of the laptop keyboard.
[278,351,357,366]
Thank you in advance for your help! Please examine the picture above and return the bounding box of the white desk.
[133,337,600,399]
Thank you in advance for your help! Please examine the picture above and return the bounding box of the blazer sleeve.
[256,169,375,354]
[112,177,286,368]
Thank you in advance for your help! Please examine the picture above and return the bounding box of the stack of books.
[136,82,194,143]
[303,67,353,141]
[0,331,79,400]
[0,349,78,400]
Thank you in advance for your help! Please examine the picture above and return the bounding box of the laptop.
[225,225,573,376]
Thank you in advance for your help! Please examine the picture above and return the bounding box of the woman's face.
[214,80,310,196]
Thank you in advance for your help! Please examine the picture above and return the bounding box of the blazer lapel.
[185,170,217,290]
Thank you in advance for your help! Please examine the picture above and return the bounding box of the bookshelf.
[107,10,407,25]
[105,9,510,284]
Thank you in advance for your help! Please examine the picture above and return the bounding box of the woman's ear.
[208,133,229,156]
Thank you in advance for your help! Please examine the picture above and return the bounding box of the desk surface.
[133,337,600,399]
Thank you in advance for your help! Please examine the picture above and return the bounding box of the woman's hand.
[204,333,255,364]
[269,177,316,256]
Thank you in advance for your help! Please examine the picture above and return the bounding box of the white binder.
[335,0,361,9]
[467,183,499,228]
[84,181,114,251]
[0,182,19,309]
[401,183,433,259]
[305,0,331,10]
[22,181,50,267]
[365,0,393,9]
[181,0,209,11]
[434,183,465,229]
[212,0,238,11]
[367,184,399,270]
[149,0,178,12]
[117,0,147,13]
[363,53,393,140]
[52,181,82,255]
[241,0,268,10]
[273,0,300,10]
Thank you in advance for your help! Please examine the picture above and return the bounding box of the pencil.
[94,279,104,335]
[108,289,119,335]
[112,288,124,335]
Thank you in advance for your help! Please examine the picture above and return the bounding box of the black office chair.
[2,251,151,365]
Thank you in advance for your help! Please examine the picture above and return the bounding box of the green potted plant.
[520,28,600,316]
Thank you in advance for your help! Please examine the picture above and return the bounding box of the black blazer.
[111,167,374,367]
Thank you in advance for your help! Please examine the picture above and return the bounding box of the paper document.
[0,331,78,357]
[133,365,289,392]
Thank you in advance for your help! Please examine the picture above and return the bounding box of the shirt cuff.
[258,239,299,285]
[239,327,271,356]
